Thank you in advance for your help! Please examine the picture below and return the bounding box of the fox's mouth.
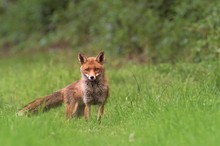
[83,74,96,81]
[88,76,96,81]
[83,74,101,81]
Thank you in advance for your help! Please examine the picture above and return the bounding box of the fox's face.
[78,52,105,81]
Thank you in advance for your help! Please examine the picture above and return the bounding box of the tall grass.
[0,52,220,146]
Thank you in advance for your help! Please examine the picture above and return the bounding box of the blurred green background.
[1,0,220,63]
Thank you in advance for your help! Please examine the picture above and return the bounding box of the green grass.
[1,51,220,146]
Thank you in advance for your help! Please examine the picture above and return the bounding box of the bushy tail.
[17,91,63,116]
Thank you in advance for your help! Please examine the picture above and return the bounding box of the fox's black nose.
[90,76,95,80]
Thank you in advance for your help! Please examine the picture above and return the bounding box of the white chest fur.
[81,80,108,104]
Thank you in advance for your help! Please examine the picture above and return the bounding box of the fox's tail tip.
[17,110,27,116]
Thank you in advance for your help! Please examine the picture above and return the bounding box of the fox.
[17,51,109,123]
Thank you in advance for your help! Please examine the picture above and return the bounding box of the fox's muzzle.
[84,74,96,81]
[89,75,95,81]
[84,73,101,81]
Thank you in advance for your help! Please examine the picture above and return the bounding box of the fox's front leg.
[65,101,79,119]
[84,104,91,122]
[97,104,104,124]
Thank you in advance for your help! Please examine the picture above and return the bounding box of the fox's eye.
[85,68,90,71]
[94,68,99,71]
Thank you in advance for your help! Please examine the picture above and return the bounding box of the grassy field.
[1,51,220,146]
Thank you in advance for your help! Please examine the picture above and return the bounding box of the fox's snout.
[84,73,96,81]
[86,74,99,81]
[89,75,95,80]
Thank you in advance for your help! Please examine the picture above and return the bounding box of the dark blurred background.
[0,0,220,63]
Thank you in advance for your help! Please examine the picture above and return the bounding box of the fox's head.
[78,52,105,81]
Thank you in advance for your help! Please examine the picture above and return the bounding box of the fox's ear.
[96,51,105,64]
[78,53,87,64]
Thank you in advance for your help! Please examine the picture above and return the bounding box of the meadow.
[1,51,220,146]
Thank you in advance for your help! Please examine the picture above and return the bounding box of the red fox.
[17,52,109,123]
